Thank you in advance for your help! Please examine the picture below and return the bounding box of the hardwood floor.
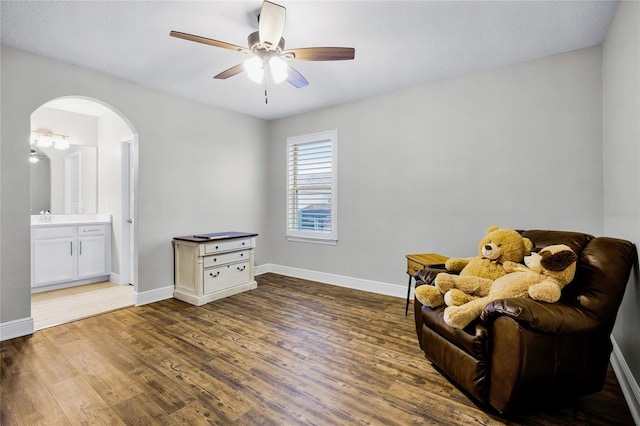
[2,273,634,425]
[31,281,134,330]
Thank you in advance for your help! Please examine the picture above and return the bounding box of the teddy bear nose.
[485,245,493,250]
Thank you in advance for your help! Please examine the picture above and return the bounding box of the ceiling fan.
[170,1,355,94]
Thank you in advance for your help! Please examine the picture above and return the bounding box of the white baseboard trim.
[110,272,122,285]
[133,285,174,306]
[254,263,271,276]
[31,276,110,293]
[0,317,35,341]
[255,263,405,298]
[611,336,640,425]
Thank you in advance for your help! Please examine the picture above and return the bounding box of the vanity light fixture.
[31,128,71,150]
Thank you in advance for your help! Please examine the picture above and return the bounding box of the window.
[286,130,337,244]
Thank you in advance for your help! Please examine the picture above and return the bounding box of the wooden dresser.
[173,232,258,306]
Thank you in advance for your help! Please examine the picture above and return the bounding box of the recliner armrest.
[415,265,451,285]
[481,298,600,334]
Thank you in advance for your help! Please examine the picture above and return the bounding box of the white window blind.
[286,130,337,244]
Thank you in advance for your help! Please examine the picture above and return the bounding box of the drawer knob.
[240,253,244,257]
[215,245,219,250]
[209,271,220,278]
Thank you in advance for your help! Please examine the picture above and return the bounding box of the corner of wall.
[611,336,640,425]
[0,317,34,341]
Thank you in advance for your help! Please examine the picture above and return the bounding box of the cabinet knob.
[215,245,219,250]
[209,271,220,278]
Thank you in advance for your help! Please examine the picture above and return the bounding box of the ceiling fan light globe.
[269,56,288,84]
[244,56,264,84]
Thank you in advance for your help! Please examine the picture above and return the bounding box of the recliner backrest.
[520,230,635,328]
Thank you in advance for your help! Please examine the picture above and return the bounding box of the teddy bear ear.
[486,225,500,234]
[540,249,578,271]
[523,238,534,255]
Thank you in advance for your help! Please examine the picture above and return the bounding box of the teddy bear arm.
[445,257,472,272]
[528,281,562,303]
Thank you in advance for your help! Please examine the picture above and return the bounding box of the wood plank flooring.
[31,281,134,330]
[2,273,634,425]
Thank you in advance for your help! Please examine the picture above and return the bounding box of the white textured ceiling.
[1,1,618,120]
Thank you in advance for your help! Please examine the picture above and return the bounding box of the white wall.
[266,47,604,288]
[603,0,640,418]
[0,46,269,330]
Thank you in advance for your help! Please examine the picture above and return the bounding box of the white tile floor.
[31,281,134,330]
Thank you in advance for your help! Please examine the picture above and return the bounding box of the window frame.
[286,130,338,245]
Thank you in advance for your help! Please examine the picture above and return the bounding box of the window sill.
[286,235,337,246]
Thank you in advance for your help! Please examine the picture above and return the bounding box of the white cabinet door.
[78,235,106,278]
[33,236,75,286]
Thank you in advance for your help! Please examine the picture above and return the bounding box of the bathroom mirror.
[29,144,98,214]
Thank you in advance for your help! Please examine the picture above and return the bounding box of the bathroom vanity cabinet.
[31,218,111,292]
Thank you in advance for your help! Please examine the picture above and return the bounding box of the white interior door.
[121,139,135,285]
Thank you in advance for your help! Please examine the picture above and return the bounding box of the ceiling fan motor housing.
[248,31,285,53]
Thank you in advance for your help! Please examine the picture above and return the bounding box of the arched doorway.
[29,96,137,330]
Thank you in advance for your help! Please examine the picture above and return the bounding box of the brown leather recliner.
[414,230,636,413]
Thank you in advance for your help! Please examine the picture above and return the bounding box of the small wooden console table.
[405,253,448,315]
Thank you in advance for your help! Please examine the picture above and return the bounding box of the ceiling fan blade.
[170,30,249,53]
[283,47,355,61]
[286,65,309,89]
[214,64,245,80]
[259,1,286,49]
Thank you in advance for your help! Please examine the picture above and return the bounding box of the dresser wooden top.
[174,231,258,243]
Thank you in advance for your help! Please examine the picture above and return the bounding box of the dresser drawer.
[203,261,251,294]
[203,250,250,268]
[33,226,75,240]
[407,258,425,276]
[78,225,105,236]
[204,238,252,254]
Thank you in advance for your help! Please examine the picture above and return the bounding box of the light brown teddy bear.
[443,244,578,329]
[415,226,533,308]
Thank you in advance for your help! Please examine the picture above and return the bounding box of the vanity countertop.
[31,214,112,227]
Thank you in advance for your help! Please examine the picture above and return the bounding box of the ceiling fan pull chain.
[264,80,269,104]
